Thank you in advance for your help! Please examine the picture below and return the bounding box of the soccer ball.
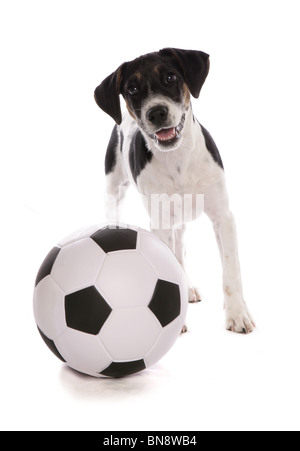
[33,225,188,378]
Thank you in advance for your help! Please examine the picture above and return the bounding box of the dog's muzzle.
[149,113,185,147]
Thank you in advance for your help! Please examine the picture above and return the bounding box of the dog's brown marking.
[183,82,191,108]
[134,71,142,80]
[126,101,136,120]
[225,286,232,296]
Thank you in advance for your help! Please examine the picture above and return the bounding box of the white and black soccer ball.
[33,225,188,378]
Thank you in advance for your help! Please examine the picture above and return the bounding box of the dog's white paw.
[188,287,202,303]
[225,299,255,334]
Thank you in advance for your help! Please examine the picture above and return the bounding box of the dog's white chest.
[137,137,222,197]
[121,113,225,226]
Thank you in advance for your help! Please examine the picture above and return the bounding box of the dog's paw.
[225,300,255,334]
[188,287,202,303]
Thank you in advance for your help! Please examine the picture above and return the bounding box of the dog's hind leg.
[106,176,129,224]
[105,126,129,224]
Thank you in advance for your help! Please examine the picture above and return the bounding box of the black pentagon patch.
[37,327,66,362]
[65,286,112,335]
[35,247,61,286]
[100,360,146,378]
[148,279,181,327]
[91,226,137,253]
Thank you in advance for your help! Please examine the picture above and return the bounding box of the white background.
[1,0,300,431]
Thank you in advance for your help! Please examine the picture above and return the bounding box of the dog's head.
[94,48,209,152]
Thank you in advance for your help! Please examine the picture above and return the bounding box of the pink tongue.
[156,127,176,141]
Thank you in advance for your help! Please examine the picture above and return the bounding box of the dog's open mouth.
[151,114,185,146]
[155,127,178,142]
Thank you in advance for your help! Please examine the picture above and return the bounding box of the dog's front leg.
[152,226,201,304]
[175,226,201,303]
[212,210,255,333]
[152,226,189,334]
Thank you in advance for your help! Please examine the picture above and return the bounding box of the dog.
[94,48,255,334]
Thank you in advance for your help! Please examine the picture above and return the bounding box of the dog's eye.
[128,86,138,96]
[164,73,177,85]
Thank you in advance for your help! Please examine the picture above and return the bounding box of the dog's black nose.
[147,106,168,127]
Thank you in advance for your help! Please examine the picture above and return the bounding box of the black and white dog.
[94,48,255,333]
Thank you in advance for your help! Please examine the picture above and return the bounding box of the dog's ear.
[159,48,210,98]
[94,64,126,125]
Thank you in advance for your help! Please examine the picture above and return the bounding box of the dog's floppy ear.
[159,48,210,98]
[94,64,126,125]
